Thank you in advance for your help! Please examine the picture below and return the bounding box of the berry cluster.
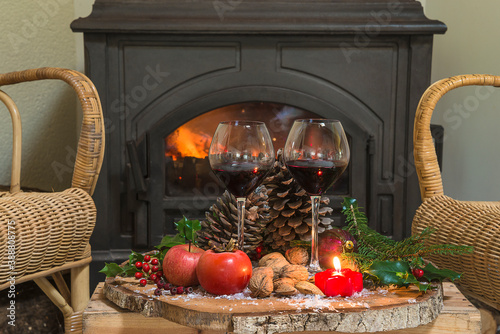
[250,245,263,261]
[135,254,163,287]
[155,279,194,296]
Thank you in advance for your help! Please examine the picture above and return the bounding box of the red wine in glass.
[209,121,275,250]
[212,162,270,198]
[284,119,350,273]
[285,160,348,196]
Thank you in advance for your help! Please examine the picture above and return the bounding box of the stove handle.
[126,141,147,193]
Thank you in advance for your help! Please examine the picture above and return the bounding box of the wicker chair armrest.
[0,67,105,195]
[414,74,500,201]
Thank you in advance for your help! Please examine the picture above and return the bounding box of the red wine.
[285,160,347,195]
[213,163,269,197]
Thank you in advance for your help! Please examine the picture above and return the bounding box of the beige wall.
[423,0,500,201]
[0,0,93,191]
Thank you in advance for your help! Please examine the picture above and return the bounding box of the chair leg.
[34,276,74,318]
[65,264,90,333]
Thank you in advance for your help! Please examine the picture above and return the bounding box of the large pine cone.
[263,150,334,251]
[197,186,270,252]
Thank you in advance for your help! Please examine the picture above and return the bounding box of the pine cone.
[197,186,270,252]
[262,149,334,251]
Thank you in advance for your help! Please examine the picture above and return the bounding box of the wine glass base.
[308,262,322,274]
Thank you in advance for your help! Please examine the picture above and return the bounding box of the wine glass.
[283,119,350,273]
[209,121,275,250]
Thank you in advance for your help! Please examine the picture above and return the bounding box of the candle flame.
[333,256,342,271]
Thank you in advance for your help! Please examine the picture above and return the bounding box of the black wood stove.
[71,0,446,288]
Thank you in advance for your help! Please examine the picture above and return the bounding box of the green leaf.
[174,216,201,244]
[121,263,139,277]
[129,250,144,265]
[422,262,462,282]
[99,263,124,277]
[366,260,411,286]
[155,234,185,250]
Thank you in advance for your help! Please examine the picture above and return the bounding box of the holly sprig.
[341,197,472,291]
[99,217,201,277]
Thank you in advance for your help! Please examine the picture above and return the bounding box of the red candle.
[314,257,363,297]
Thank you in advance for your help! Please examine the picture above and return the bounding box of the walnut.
[273,277,296,291]
[267,258,290,279]
[274,282,298,296]
[258,252,287,267]
[285,247,309,265]
[295,281,325,296]
[280,264,309,282]
[249,267,274,298]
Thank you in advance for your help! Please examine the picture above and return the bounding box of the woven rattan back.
[412,74,500,310]
[0,67,105,195]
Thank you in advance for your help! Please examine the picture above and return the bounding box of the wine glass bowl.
[283,119,350,272]
[209,121,275,250]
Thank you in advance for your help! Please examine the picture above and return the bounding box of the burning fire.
[165,126,211,161]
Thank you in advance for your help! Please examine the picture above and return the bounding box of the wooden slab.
[86,282,480,334]
[102,276,445,333]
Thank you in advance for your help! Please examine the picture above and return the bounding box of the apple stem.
[188,240,191,252]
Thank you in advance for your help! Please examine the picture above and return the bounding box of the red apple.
[163,244,205,287]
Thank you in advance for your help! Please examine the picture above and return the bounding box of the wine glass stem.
[236,197,246,250]
[310,195,322,272]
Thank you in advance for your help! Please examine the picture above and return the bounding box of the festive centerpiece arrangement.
[101,118,472,301]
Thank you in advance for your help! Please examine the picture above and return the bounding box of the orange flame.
[165,126,211,161]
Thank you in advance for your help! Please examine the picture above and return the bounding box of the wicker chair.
[0,68,104,332]
[412,74,500,310]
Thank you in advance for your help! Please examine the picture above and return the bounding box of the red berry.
[186,287,194,294]
[152,265,159,272]
[134,272,143,279]
[170,288,177,295]
[255,246,262,254]
[165,283,173,290]
[157,281,164,289]
[150,274,158,281]
[176,286,184,294]
[151,258,159,265]
[154,288,162,296]
[144,254,151,262]
[135,261,142,269]
[139,278,147,287]
[142,263,150,273]
[412,268,424,279]
[156,270,163,278]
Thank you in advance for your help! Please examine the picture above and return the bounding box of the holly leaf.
[155,233,185,250]
[99,263,124,277]
[121,263,139,277]
[129,250,144,265]
[366,260,411,286]
[422,262,462,282]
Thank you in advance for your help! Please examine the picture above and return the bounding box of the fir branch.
[340,197,474,272]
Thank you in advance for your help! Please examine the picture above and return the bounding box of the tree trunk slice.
[104,276,443,333]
